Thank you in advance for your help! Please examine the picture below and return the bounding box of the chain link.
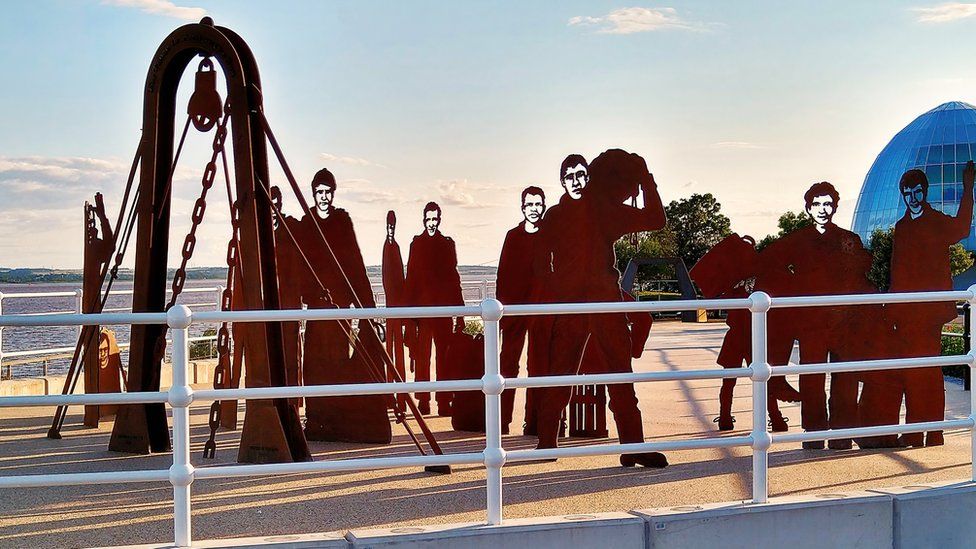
[202,153,243,459]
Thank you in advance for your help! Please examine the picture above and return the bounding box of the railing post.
[480,298,506,525]
[964,302,971,392]
[74,288,84,339]
[968,286,976,482]
[749,291,772,504]
[167,305,195,547]
[0,292,5,372]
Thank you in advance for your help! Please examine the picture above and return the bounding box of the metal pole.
[481,298,506,525]
[0,292,5,376]
[749,291,772,503]
[968,287,976,482]
[75,288,84,339]
[167,305,194,547]
[964,302,971,392]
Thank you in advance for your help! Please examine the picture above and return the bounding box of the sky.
[1,1,976,269]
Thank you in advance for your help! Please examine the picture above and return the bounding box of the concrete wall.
[347,513,645,548]
[635,491,892,549]
[125,483,976,549]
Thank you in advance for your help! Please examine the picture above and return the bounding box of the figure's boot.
[620,452,668,468]
[768,399,789,433]
[717,378,736,431]
[926,431,945,447]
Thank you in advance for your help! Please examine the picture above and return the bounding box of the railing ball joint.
[751,430,773,453]
[169,463,196,488]
[168,385,195,408]
[483,447,507,469]
[167,304,193,330]
[750,360,772,383]
[479,298,504,322]
[748,291,772,313]
[482,374,505,396]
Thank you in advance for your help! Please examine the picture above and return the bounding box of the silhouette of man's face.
[424,210,440,236]
[902,184,925,216]
[562,163,588,200]
[387,219,396,239]
[805,194,835,227]
[522,193,545,224]
[313,184,334,213]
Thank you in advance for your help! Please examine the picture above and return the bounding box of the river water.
[0,275,494,379]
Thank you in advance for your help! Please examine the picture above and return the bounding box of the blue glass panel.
[914,146,928,166]
[945,163,958,184]
[945,143,957,162]
[929,145,943,164]
[957,143,972,162]
[927,184,942,202]
[944,184,956,202]
[926,164,943,184]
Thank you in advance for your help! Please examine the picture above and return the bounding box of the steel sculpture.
[102,18,309,463]
[403,202,466,417]
[533,149,669,468]
[858,161,976,448]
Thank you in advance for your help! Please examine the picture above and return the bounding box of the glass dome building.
[851,101,976,249]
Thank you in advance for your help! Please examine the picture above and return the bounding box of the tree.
[665,193,732,268]
[867,228,893,292]
[614,224,677,282]
[756,210,813,251]
[951,243,974,277]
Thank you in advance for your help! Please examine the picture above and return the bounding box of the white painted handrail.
[0,286,972,547]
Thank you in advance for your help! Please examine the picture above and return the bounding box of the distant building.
[852,101,976,249]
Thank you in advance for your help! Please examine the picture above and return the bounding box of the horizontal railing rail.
[0,287,973,548]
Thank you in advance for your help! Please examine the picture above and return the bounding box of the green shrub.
[942,324,968,379]
[189,328,218,360]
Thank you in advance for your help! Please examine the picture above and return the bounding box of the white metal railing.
[0,287,974,548]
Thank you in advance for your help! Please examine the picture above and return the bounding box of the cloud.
[435,179,503,209]
[912,2,976,22]
[568,7,707,34]
[319,152,387,169]
[102,0,206,20]
[711,141,765,149]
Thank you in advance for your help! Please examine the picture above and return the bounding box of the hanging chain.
[203,208,241,459]
[152,100,232,367]
[203,126,243,459]
[167,99,231,310]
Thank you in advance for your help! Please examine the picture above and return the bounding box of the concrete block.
[111,530,349,548]
[0,377,47,397]
[347,512,644,548]
[869,480,976,549]
[635,491,893,549]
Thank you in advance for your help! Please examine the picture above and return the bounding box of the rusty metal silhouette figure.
[382,210,409,408]
[858,160,975,448]
[271,186,305,407]
[404,202,465,416]
[758,182,875,449]
[82,193,115,427]
[497,186,548,435]
[298,169,391,443]
[534,149,669,468]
